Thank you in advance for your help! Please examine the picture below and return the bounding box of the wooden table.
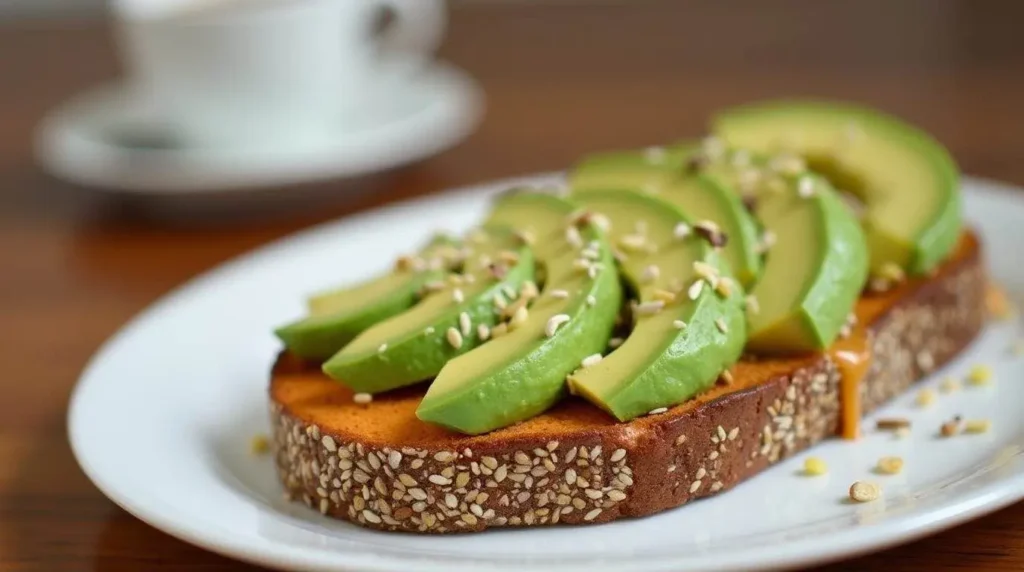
[3,1,1024,570]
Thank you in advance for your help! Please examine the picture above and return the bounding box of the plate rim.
[68,173,1024,572]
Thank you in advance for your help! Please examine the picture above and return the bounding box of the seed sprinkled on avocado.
[423,280,445,293]
[768,153,806,175]
[510,305,529,328]
[587,265,601,279]
[673,222,691,240]
[549,289,569,299]
[648,407,669,415]
[514,229,535,246]
[459,312,472,336]
[715,277,735,298]
[694,220,728,248]
[590,212,611,231]
[618,234,647,252]
[586,294,597,307]
[377,343,388,353]
[673,319,687,329]
[756,230,777,254]
[715,317,729,333]
[641,264,660,283]
[545,314,571,338]
[572,258,592,272]
[565,225,583,247]
[652,289,676,304]
[521,280,539,299]
[797,175,816,198]
[424,326,435,335]
[693,260,720,284]
[502,285,517,300]
[745,295,760,314]
[581,353,603,368]
[490,322,508,339]
[446,327,463,349]
[701,135,726,159]
[608,337,624,349]
[477,324,490,341]
[452,288,464,303]
[634,300,665,315]
[492,292,507,310]
[688,280,704,300]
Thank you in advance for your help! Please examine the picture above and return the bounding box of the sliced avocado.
[570,147,762,288]
[322,228,534,394]
[567,190,747,421]
[416,191,622,435]
[692,146,870,353]
[274,234,458,360]
[713,99,961,275]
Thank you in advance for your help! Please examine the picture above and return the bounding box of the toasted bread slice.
[269,232,986,533]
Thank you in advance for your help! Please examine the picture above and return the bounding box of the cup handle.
[375,0,446,60]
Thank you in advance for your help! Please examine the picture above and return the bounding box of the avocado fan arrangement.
[275,99,962,436]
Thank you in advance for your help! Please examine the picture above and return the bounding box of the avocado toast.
[268,100,987,532]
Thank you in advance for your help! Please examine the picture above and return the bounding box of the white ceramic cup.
[111,0,447,148]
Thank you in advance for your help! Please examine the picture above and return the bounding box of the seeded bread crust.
[269,233,986,533]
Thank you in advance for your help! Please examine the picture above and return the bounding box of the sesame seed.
[618,234,647,252]
[797,175,816,198]
[803,457,827,476]
[545,314,571,338]
[321,435,337,451]
[581,353,603,368]
[610,448,626,462]
[493,292,507,309]
[715,317,729,333]
[964,419,992,433]
[428,475,452,486]
[510,305,529,328]
[673,319,687,330]
[586,294,597,307]
[446,327,464,349]
[587,265,600,279]
[377,343,388,353]
[652,289,676,304]
[674,222,692,240]
[434,451,455,462]
[715,277,735,298]
[477,324,490,341]
[757,230,777,254]
[452,288,464,303]
[641,264,660,283]
[875,456,904,475]
[688,280,704,300]
[584,508,603,521]
[648,407,668,415]
[967,364,993,385]
[455,312,471,337]
[608,337,624,349]
[350,394,373,407]
[565,225,583,247]
[634,300,665,315]
[550,289,570,299]
[849,481,881,503]
[689,480,702,493]
[424,326,435,335]
[745,295,760,315]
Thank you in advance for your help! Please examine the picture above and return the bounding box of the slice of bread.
[269,232,986,533]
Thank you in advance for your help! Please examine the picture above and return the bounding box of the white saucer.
[69,173,1024,571]
[35,62,483,193]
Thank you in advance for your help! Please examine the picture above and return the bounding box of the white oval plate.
[69,173,1024,572]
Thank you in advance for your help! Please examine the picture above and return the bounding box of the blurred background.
[2,0,1024,570]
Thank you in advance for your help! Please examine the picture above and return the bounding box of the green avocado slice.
[713,99,961,275]
[569,147,763,288]
[322,228,535,394]
[274,234,459,360]
[567,190,747,421]
[693,146,870,353]
[416,191,622,435]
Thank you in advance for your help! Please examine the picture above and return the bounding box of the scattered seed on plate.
[250,434,271,455]
[875,456,904,475]
[964,419,992,434]
[803,457,827,476]
[446,327,464,349]
[916,388,936,407]
[967,364,992,385]
[581,353,603,368]
[849,481,881,503]
[354,392,373,405]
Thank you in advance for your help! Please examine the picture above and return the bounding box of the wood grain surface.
[2,1,1023,570]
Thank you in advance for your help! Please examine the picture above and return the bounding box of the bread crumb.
[849,481,881,502]
[803,457,827,476]
[916,388,936,407]
[964,419,992,434]
[940,417,962,437]
[875,456,904,475]
[967,364,993,386]
[250,434,271,455]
